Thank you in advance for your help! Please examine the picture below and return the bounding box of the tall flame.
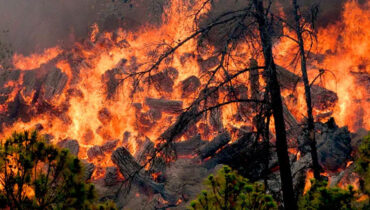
[0,0,368,176]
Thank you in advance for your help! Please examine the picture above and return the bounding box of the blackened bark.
[198,132,231,159]
[252,0,297,209]
[292,0,321,180]
[111,147,177,203]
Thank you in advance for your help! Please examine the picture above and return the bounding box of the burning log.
[101,139,119,153]
[310,85,338,111]
[202,133,256,170]
[202,133,270,181]
[198,132,231,160]
[40,67,68,101]
[148,67,178,93]
[276,66,300,90]
[122,131,131,148]
[134,137,166,180]
[137,109,162,132]
[276,66,338,114]
[174,134,206,156]
[198,56,219,72]
[145,98,183,114]
[282,103,300,140]
[98,108,112,124]
[135,138,155,164]
[82,160,95,181]
[104,166,119,186]
[181,76,201,98]
[87,145,104,160]
[57,139,79,156]
[87,140,119,161]
[102,68,125,99]
[111,147,177,203]
[112,147,149,179]
[160,106,201,142]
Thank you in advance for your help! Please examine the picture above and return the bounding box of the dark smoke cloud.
[0,0,362,55]
[0,0,166,55]
[206,0,362,27]
[0,0,102,55]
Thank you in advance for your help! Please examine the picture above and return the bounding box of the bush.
[188,165,277,210]
[0,130,116,209]
[355,134,370,195]
[298,179,355,210]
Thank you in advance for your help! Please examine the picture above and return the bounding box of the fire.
[13,46,62,70]
[0,0,368,181]
[315,0,370,131]
[303,170,314,194]
[275,0,370,131]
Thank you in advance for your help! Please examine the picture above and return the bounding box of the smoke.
[280,0,357,28]
[0,0,166,55]
[0,0,101,55]
[205,0,365,28]
[0,0,363,55]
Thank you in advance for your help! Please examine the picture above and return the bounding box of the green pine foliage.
[188,166,277,210]
[355,134,370,195]
[298,180,355,210]
[354,133,370,208]
[0,130,116,210]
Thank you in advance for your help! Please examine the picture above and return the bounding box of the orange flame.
[13,46,62,70]
[1,0,368,179]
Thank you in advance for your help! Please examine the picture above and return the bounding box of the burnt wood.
[111,147,177,203]
[174,134,206,156]
[198,132,231,159]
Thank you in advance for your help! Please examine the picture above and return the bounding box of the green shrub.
[355,134,370,195]
[189,165,277,210]
[298,179,355,210]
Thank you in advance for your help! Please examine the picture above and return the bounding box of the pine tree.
[189,166,277,210]
[0,130,116,210]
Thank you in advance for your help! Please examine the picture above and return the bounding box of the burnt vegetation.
[0,0,369,209]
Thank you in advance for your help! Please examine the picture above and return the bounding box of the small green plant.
[298,179,355,210]
[0,130,116,209]
[189,165,277,210]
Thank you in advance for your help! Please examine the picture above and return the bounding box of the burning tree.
[0,0,368,209]
[289,0,321,180]
[116,0,304,208]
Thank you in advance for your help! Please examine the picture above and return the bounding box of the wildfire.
[13,46,62,70]
[275,0,370,131]
[0,0,368,181]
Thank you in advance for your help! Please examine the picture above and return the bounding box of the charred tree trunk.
[252,0,297,209]
[292,0,321,180]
